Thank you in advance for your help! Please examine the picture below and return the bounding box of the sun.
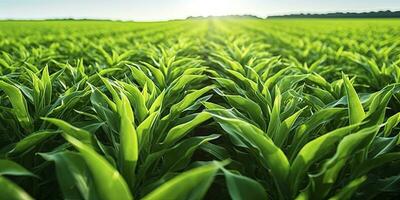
[185,0,240,16]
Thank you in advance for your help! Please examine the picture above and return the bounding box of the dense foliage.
[0,19,400,200]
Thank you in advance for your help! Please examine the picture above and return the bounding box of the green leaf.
[328,176,367,200]
[162,134,220,173]
[267,87,281,140]
[142,162,220,200]
[162,112,212,147]
[209,109,289,193]
[0,176,33,200]
[275,108,305,147]
[383,112,400,137]
[289,124,359,193]
[100,76,121,106]
[263,67,292,89]
[62,133,133,200]
[140,61,166,88]
[353,152,400,178]
[224,94,266,130]
[129,65,158,93]
[43,117,95,148]
[118,81,149,122]
[148,90,165,114]
[169,85,214,116]
[0,80,32,131]
[41,65,52,106]
[289,108,345,159]
[117,93,138,186]
[137,111,159,150]
[90,84,117,112]
[306,125,380,199]
[9,130,58,155]
[0,159,36,177]
[169,75,207,95]
[222,168,269,200]
[342,74,365,124]
[40,151,96,200]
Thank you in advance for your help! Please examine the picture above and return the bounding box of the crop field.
[0,19,400,199]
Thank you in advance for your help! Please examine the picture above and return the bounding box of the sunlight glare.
[184,0,242,16]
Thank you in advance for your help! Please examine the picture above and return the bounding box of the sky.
[0,0,399,21]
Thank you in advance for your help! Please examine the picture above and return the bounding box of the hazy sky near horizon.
[0,0,399,21]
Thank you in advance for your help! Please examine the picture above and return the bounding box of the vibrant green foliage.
[0,19,400,199]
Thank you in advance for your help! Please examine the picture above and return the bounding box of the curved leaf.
[142,162,219,200]
[63,133,133,200]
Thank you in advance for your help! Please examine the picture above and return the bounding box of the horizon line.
[0,9,398,22]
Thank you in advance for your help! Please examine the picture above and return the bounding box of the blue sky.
[0,0,399,21]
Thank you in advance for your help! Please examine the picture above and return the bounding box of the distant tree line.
[187,15,261,19]
[268,10,400,18]
[44,18,115,21]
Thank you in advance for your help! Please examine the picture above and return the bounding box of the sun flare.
[185,0,240,16]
